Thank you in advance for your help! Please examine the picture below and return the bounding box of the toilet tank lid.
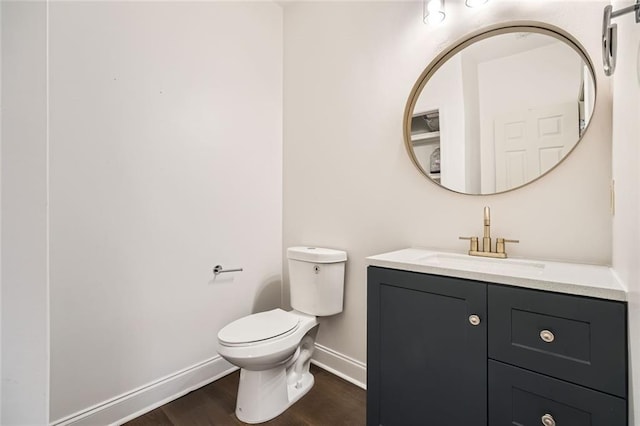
[287,246,347,263]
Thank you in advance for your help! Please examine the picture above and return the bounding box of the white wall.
[1,2,50,424]
[2,1,283,424]
[610,1,640,423]
[462,52,482,193]
[47,2,283,422]
[283,0,612,385]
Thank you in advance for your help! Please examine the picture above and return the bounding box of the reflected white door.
[494,102,578,192]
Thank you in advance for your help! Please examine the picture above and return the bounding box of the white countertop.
[366,248,627,302]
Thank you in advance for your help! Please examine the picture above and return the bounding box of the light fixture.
[602,0,640,76]
[465,0,488,7]
[424,0,445,25]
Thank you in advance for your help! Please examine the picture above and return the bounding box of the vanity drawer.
[488,285,627,397]
[489,360,626,426]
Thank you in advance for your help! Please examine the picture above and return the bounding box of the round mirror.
[404,23,596,195]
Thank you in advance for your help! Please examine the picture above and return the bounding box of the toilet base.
[235,367,314,424]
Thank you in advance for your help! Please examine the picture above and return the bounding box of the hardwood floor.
[124,365,366,426]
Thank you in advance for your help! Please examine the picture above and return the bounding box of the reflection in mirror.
[406,26,596,195]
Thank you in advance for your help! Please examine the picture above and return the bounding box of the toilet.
[217,246,347,424]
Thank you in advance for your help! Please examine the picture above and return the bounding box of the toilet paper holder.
[213,265,244,276]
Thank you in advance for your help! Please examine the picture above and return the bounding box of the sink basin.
[416,252,545,276]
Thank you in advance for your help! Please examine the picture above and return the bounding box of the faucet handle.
[459,236,479,252]
[496,238,519,254]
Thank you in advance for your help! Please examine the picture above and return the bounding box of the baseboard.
[50,345,365,425]
[50,356,237,426]
[311,343,367,389]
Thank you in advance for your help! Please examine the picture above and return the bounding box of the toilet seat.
[218,309,300,346]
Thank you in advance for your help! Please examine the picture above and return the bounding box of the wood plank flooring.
[124,365,366,426]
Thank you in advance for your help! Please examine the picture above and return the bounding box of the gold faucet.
[459,207,519,259]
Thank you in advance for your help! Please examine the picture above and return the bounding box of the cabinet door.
[489,360,626,426]
[367,267,487,426]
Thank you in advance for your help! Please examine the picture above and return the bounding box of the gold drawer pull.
[541,413,556,426]
[540,330,555,343]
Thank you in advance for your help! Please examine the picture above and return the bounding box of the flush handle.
[541,413,556,426]
[540,330,555,343]
[468,315,481,326]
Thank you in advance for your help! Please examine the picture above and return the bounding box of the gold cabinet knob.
[468,315,481,326]
[540,330,555,343]
[541,413,556,426]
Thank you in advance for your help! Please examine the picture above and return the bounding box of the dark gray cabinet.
[488,285,627,426]
[367,267,487,426]
[489,360,627,426]
[367,266,628,426]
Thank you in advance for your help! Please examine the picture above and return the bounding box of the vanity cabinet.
[367,266,628,426]
[367,267,487,426]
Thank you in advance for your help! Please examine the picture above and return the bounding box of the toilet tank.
[287,247,347,316]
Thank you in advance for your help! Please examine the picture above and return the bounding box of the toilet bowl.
[217,246,347,424]
[218,309,318,371]
[218,309,319,423]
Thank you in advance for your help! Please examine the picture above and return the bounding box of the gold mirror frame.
[403,22,597,195]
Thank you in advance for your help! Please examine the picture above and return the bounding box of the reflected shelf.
[411,131,440,145]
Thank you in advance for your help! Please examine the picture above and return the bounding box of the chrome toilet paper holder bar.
[213,265,244,276]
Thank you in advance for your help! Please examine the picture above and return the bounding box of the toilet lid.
[218,309,300,345]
